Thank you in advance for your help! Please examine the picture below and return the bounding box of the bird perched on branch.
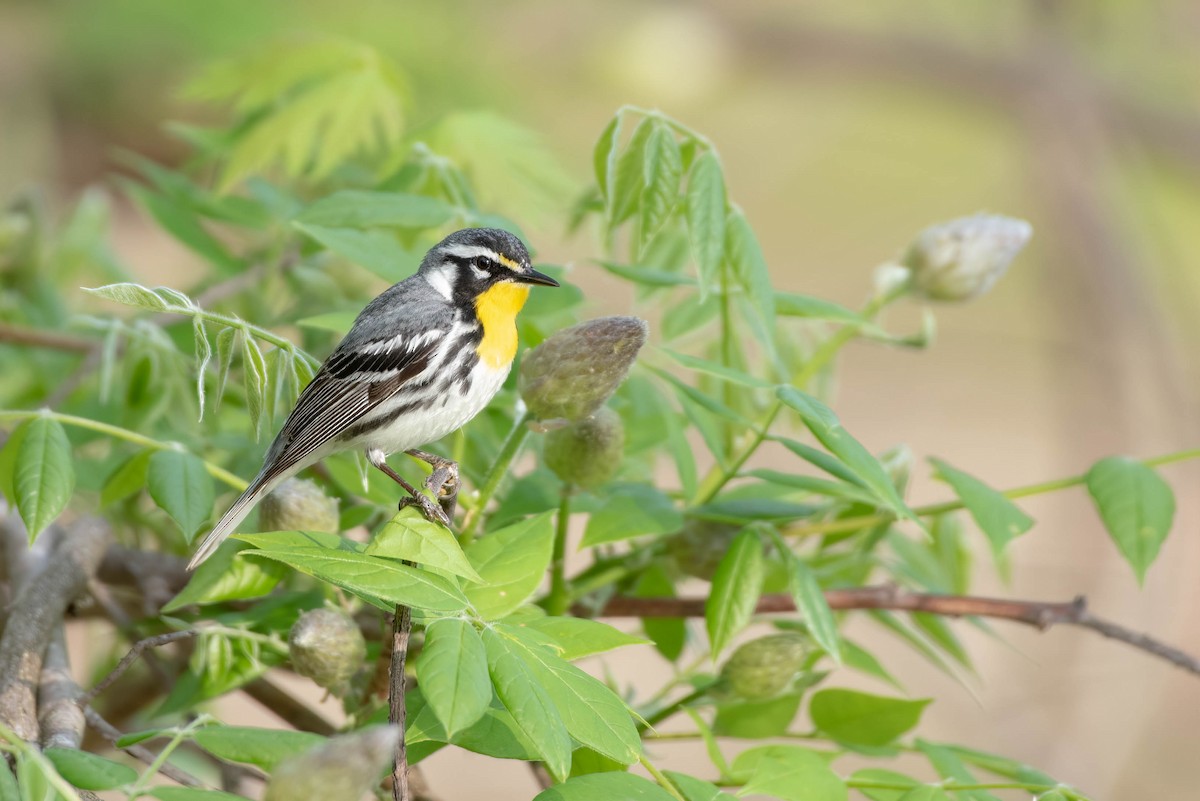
[188,227,558,569]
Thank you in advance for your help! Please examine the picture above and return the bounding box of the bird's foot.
[398,492,452,529]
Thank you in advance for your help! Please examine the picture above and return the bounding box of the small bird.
[188,228,558,569]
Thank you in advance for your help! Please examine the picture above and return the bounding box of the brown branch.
[0,323,95,353]
[389,603,412,801]
[0,518,109,742]
[37,626,84,749]
[588,586,1200,676]
[81,630,197,706]
[242,676,337,737]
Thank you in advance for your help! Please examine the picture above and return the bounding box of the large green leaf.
[534,772,677,801]
[295,223,417,282]
[419,618,492,738]
[929,458,1033,556]
[916,740,1003,801]
[581,487,682,548]
[776,388,912,520]
[1085,456,1175,583]
[523,616,649,661]
[464,513,555,620]
[193,726,325,770]
[733,745,847,801]
[638,124,683,253]
[786,557,841,663]
[723,211,777,342]
[774,292,868,324]
[607,117,655,225]
[666,772,738,801]
[497,624,641,765]
[44,748,137,791]
[12,417,74,541]
[295,190,452,229]
[147,450,214,543]
[244,546,467,612]
[633,564,686,662]
[706,528,765,656]
[686,151,727,296]
[150,789,249,801]
[481,626,572,781]
[714,692,803,738]
[367,508,482,582]
[100,449,151,507]
[809,689,930,747]
[163,541,286,611]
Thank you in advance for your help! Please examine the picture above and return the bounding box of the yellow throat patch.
[474,282,531,368]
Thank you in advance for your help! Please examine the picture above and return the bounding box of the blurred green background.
[3,1,1198,797]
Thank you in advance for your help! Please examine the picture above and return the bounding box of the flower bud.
[288,608,366,692]
[519,316,648,422]
[543,407,625,489]
[902,214,1032,302]
[260,478,339,533]
[872,262,912,298]
[879,443,913,496]
[667,519,740,581]
[265,725,399,801]
[720,633,810,700]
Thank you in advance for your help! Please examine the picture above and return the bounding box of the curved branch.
[588,586,1200,677]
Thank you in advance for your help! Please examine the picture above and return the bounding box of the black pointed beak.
[517,268,560,287]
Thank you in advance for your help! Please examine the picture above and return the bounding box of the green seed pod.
[260,478,339,533]
[265,725,399,801]
[720,633,810,700]
[667,519,741,581]
[902,214,1032,302]
[288,608,366,692]
[519,316,648,422]
[543,407,625,489]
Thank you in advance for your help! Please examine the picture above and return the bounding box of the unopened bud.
[879,444,913,496]
[720,633,810,700]
[260,478,339,533]
[543,407,625,489]
[873,262,912,298]
[519,316,648,422]
[265,725,399,801]
[288,608,366,692]
[667,519,740,581]
[902,214,1032,302]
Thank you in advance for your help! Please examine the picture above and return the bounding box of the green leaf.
[464,513,555,620]
[946,744,1055,785]
[498,624,641,765]
[776,388,912,519]
[598,261,696,288]
[724,211,777,344]
[661,348,772,388]
[295,222,418,282]
[666,772,737,801]
[916,740,1002,801]
[193,726,325,770]
[929,458,1033,556]
[706,528,765,656]
[639,124,683,253]
[295,190,452,229]
[367,508,482,582]
[150,789,250,801]
[842,639,904,692]
[608,117,655,225]
[419,618,492,738]
[13,416,75,541]
[214,327,236,409]
[163,541,286,611]
[775,437,871,489]
[633,564,686,662]
[849,769,920,801]
[0,754,15,801]
[523,616,650,661]
[296,311,359,334]
[193,317,212,420]
[245,546,468,612]
[241,336,268,436]
[774,292,867,324]
[534,772,676,801]
[481,626,572,781]
[101,450,151,507]
[714,692,802,738]
[84,282,171,311]
[663,294,720,341]
[747,469,877,505]
[147,450,214,543]
[126,185,240,274]
[809,689,930,747]
[786,558,841,662]
[1085,456,1175,583]
[593,114,622,200]
[733,745,847,801]
[581,487,683,548]
[44,748,137,791]
[686,151,727,296]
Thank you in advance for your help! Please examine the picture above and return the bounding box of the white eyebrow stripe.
[442,244,501,262]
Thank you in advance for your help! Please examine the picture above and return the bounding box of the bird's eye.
[472,257,490,272]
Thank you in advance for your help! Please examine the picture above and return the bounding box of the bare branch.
[80,630,198,706]
[589,586,1200,676]
[389,603,412,801]
[242,676,337,737]
[83,706,207,789]
[37,626,84,749]
[0,323,95,353]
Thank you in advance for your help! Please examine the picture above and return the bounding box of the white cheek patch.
[425,264,455,300]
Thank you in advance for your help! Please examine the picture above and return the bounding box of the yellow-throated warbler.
[188,228,558,569]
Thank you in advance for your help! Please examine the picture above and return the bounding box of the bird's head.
[418,228,559,305]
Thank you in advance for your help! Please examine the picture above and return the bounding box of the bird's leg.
[365,449,451,528]
[406,449,459,522]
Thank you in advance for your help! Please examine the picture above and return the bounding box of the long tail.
[188,469,288,570]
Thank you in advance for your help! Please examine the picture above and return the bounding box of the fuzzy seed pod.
[667,519,741,581]
[288,608,366,692]
[519,316,648,422]
[720,633,810,700]
[265,725,399,801]
[260,478,339,533]
[902,214,1032,302]
[543,407,625,489]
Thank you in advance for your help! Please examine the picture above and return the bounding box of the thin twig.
[389,603,412,801]
[242,676,337,736]
[82,706,207,789]
[588,586,1200,676]
[80,630,198,706]
[0,323,95,353]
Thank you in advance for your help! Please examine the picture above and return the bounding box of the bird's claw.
[399,492,452,528]
[424,464,459,499]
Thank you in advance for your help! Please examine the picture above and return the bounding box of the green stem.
[847,778,1076,796]
[0,409,247,491]
[640,686,710,731]
[127,715,211,798]
[783,447,1200,539]
[639,754,687,801]
[546,485,573,616]
[459,410,532,544]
